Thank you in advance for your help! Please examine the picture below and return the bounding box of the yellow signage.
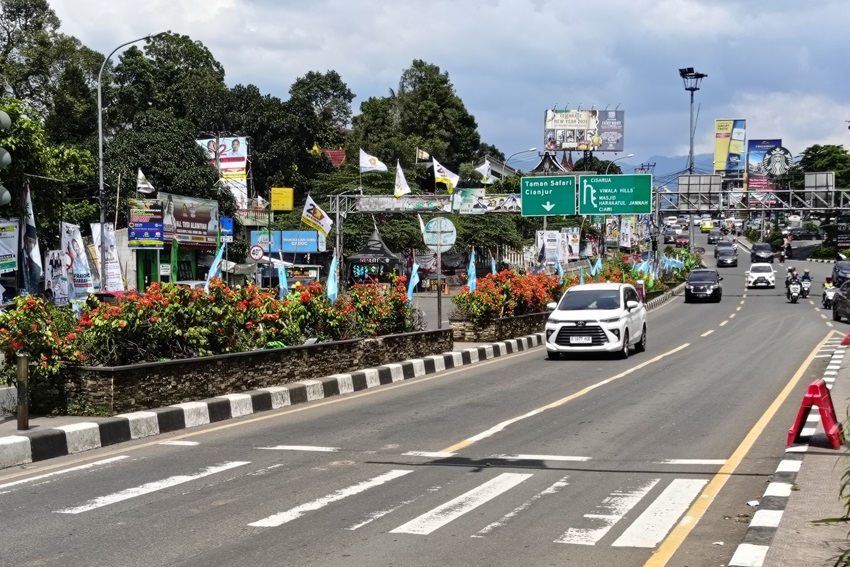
[271,187,294,211]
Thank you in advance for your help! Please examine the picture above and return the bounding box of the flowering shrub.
[451,271,560,325]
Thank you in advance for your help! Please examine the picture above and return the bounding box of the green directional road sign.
[577,174,653,215]
[520,176,576,217]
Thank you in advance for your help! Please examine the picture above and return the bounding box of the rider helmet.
[826,275,833,282]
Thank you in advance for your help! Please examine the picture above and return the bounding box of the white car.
[745,263,776,288]
[545,283,647,360]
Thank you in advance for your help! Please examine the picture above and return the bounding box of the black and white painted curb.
[0,334,546,470]
[806,258,836,264]
[645,282,687,311]
[728,340,845,567]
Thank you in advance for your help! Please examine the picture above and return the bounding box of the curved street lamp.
[97,33,165,289]
[604,153,635,174]
[502,147,537,178]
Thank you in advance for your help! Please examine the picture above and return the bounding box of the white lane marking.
[736,306,742,311]
[402,451,455,458]
[348,484,443,531]
[258,445,339,452]
[740,300,745,305]
[729,314,736,319]
[814,354,832,358]
[720,321,728,327]
[655,459,726,466]
[827,322,834,327]
[764,482,793,497]
[729,543,769,567]
[556,479,658,545]
[158,440,198,446]
[55,461,249,514]
[751,509,784,528]
[776,460,802,473]
[250,469,413,527]
[489,454,591,462]
[476,476,570,537]
[0,456,129,493]
[806,413,821,422]
[701,330,715,337]
[800,427,817,437]
[390,473,532,535]
[785,445,808,453]
[611,478,708,548]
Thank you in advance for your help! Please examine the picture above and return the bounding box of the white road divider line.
[612,478,708,548]
[347,484,444,531]
[55,461,250,514]
[476,476,570,537]
[736,306,742,311]
[556,479,658,545]
[250,469,413,527]
[655,459,726,465]
[489,454,591,462]
[158,440,198,446]
[720,321,728,327]
[701,330,714,337]
[402,451,455,458]
[258,445,339,452]
[0,456,129,493]
[390,473,532,535]
[729,314,736,319]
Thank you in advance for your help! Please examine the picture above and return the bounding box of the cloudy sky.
[52,0,849,172]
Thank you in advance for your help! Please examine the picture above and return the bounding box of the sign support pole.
[436,219,442,330]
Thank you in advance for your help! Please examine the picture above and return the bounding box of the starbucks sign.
[762,147,793,176]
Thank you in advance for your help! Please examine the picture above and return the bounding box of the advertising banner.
[198,137,248,209]
[250,230,324,253]
[544,109,625,153]
[713,119,746,173]
[45,250,70,306]
[746,139,782,191]
[128,198,164,249]
[160,192,219,247]
[61,222,94,300]
[0,220,18,273]
[559,227,581,260]
[451,188,489,214]
[90,222,124,291]
[619,217,633,249]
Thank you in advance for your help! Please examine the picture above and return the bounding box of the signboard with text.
[520,176,576,216]
[577,174,652,215]
[127,198,164,249]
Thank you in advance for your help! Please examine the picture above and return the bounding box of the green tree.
[798,144,850,187]
[289,70,355,147]
[573,156,622,174]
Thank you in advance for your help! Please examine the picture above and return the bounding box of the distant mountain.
[617,153,714,189]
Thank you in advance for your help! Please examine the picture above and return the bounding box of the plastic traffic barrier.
[787,378,845,450]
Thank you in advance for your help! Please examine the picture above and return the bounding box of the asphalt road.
[0,234,842,567]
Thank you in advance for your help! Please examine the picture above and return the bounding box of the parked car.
[715,247,738,267]
[832,281,850,322]
[787,227,820,241]
[750,242,775,263]
[545,283,647,360]
[684,269,723,303]
[707,229,723,244]
[175,280,207,289]
[832,261,850,288]
[746,263,776,288]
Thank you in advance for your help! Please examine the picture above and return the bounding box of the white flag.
[475,159,493,184]
[359,148,388,173]
[418,214,426,238]
[394,160,411,198]
[301,195,333,237]
[416,148,431,161]
[432,158,459,194]
[137,169,155,194]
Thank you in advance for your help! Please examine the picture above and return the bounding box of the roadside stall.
[346,230,405,286]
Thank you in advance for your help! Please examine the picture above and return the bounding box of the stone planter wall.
[450,312,550,342]
[63,329,453,415]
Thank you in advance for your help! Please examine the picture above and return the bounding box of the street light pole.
[604,153,634,175]
[679,67,707,254]
[98,33,163,290]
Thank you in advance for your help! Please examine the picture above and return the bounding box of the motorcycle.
[824,287,837,309]
[801,280,811,298]
[777,249,786,263]
[788,281,801,303]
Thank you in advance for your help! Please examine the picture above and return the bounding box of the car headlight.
[599,316,620,323]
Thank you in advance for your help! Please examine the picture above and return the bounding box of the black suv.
[832,261,850,288]
[750,243,774,263]
[787,227,820,241]
[706,229,723,244]
[684,269,723,303]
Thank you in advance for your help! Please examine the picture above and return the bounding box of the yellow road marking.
[441,344,691,453]
[642,330,838,567]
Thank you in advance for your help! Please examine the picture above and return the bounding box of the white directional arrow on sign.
[542,201,556,211]
[582,178,596,208]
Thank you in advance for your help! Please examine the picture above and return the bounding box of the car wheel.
[547,350,561,360]
[834,305,842,322]
[635,324,647,353]
[684,293,690,303]
[618,330,630,359]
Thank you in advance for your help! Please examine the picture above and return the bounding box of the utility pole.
[679,67,707,254]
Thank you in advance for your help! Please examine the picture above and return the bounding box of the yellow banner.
[713,120,733,172]
[270,187,294,211]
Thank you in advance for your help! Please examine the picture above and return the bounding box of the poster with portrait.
[196,136,248,209]
[45,249,70,306]
[159,192,219,247]
[90,222,124,291]
[61,222,94,300]
[619,217,633,250]
[0,220,18,273]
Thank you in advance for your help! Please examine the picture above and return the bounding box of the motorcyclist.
[823,275,835,304]
[800,269,813,282]
[785,267,798,297]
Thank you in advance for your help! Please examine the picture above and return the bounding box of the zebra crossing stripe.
[390,473,532,535]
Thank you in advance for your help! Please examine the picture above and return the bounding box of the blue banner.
[251,230,323,253]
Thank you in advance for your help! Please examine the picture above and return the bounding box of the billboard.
[197,136,249,209]
[127,198,164,249]
[250,230,326,253]
[159,192,219,247]
[746,139,782,191]
[544,109,625,152]
[713,119,746,173]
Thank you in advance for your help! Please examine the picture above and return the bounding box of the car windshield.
[688,272,718,283]
[751,265,772,273]
[717,248,735,256]
[558,290,621,310]
[753,244,772,251]
[716,240,732,246]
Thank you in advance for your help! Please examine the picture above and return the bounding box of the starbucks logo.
[762,147,793,176]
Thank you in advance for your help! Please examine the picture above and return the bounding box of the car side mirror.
[626,300,639,310]
[546,302,557,311]
[744,271,750,276]
[719,277,724,281]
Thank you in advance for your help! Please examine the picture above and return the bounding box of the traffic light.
[0,110,11,206]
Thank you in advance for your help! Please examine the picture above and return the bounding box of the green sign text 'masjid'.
[520,176,576,216]
[577,174,652,215]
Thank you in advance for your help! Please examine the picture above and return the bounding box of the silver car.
[545,283,647,360]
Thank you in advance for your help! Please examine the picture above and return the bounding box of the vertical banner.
[90,222,124,291]
[619,217,633,249]
[197,136,248,209]
[170,237,179,282]
[61,222,94,300]
[45,250,70,306]
[713,119,746,173]
[0,220,19,273]
[128,198,164,249]
[22,187,43,295]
